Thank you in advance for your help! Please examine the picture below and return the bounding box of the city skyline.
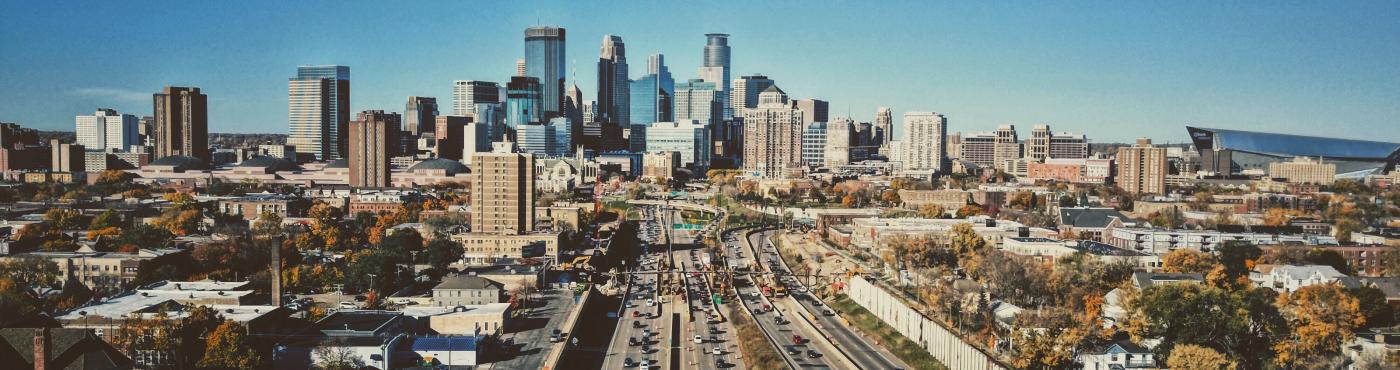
[2,1,1399,143]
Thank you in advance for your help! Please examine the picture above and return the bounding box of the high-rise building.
[802,121,827,166]
[740,85,803,178]
[153,86,209,163]
[506,76,543,131]
[698,33,731,118]
[434,115,468,161]
[292,66,350,159]
[673,79,722,127]
[1268,157,1337,185]
[899,112,948,173]
[1116,138,1168,195]
[471,142,535,234]
[730,74,774,115]
[348,110,400,188]
[826,117,854,167]
[138,116,154,147]
[582,101,597,125]
[452,80,499,117]
[994,125,1022,171]
[596,35,629,129]
[794,99,829,127]
[462,109,502,164]
[50,139,84,173]
[959,132,996,167]
[75,109,139,152]
[403,96,439,155]
[875,107,893,147]
[518,117,572,158]
[630,54,674,126]
[646,120,712,172]
[1026,124,1088,161]
[564,84,585,146]
[524,26,565,118]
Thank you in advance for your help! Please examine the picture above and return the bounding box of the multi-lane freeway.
[723,228,841,369]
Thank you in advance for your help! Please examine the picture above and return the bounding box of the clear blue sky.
[2,1,1398,144]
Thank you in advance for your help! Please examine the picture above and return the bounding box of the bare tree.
[313,345,364,370]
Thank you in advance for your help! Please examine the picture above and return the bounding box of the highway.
[675,249,742,369]
[756,230,912,370]
[723,228,842,369]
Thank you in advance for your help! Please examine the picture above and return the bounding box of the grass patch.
[828,294,948,370]
[725,302,786,369]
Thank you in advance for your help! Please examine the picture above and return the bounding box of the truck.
[761,286,774,297]
[773,285,788,298]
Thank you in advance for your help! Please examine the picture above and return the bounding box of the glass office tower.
[293,65,350,159]
[524,26,566,118]
[506,76,543,132]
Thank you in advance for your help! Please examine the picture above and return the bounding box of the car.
[807,350,823,358]
[639,360,650,370]
[712,346,723,355]
[823,309,835,316]
[646,299,655,307]
[628,337,640,346]
[710,335,720,343]
[786,346,802,355]
[632,321,643,328]
[693,335,704,344]
[338,301,357,309]
[792,334,804,344]
[775,317,787,325]
[624,358,636,367]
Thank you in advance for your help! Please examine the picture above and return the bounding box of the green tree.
[1215,241,1261,281]
[425,238,464,272]
[89,209,123,230]
[1350,286,1394,328]
[1126,283,1283,368]
[197,320,262,370]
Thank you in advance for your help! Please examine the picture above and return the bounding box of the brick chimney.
[32,328,46,370]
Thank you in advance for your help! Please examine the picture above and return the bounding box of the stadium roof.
[1187,126,1400,161]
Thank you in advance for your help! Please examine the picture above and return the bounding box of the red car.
[792,334,804,344]
[632,310,641,317]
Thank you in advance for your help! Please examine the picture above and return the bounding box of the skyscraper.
[153,86,208,163]
[630,54,674,126]
[994,124,1022,170]
[288,77,332,160]
[403,96,438,155]
[596,35,629,130]
[826,117,854,167]
[452,80,500,117]
[698,33,731,118]
[471,142,535,235]
[875,107,893,147]
[794,99,829,126]
[730,74,775,115]
[1026,124,1088,161]
[802,121,828,166]
[900,112,948,173]
[518,117,572,158]
[506,76,543,131]
[348,110,399,188]
[673,79,722,127]
[1117,138,1168,195]
[75,108,139,152]
[524,26,565,118]
[434,115,468,161]
[564,84,585,146]
[293,65,350,159]
[741,85,803,178]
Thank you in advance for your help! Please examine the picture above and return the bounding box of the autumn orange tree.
[1161,249,1217,274]
[1168,344,1236,370]
[1272,284,1365,366]
[197,320,262,370]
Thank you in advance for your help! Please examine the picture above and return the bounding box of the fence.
[845,276,1010,370]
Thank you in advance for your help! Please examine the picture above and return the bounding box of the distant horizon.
[3,1,1397,145]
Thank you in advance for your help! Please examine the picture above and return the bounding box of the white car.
[338,301,357,309]
[646,299,655,307]
[693,335,704,344]
[712,346,723,355]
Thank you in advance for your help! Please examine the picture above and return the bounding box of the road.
[759,230,912,370]
[721,228,840,369]
[481,289,575,370]
[676,249,742,369]
[602,251,667,370]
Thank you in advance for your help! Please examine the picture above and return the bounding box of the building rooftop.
[1072,240,1152,257]
[432,275,504,291]
[406,336,478,352]
[400,303,511,318]
[1132,271,1204,287]
[1057,207,1127,229]
[314,311,402,335]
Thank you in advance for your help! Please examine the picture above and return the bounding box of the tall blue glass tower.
[524,26,566,119]
[292,65,349,159]
[506,76,542,134]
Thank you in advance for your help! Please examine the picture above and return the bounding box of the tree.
[252,211,284,236]
[880,190,902,205]
[955,204,983,218]
[154,209,203,236]
[1126,283,1284,368]
[313,345,364,370]
[1273,284,1365,366]
[1350,286,1395,329]
[89,209,123,230]
[1168,344,1236,370]
[1162,249,1217,274]
[1215,241,1261,282]
[197,320,262,370]
[916,204,946,219]
[0,254,60,288]
[425,238,464,271]
[43,208,87,230]
[174,306,224,368]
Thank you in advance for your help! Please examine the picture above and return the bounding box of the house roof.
[433,275,504,291]
[1082,339,1151,355]
[0,328,133,370]
[1058,207,1127,229]
[1132,271,1204,287]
